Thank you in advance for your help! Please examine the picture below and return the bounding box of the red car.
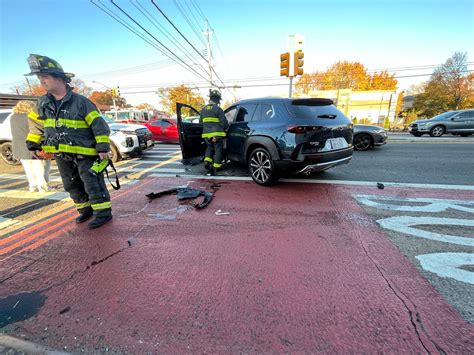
[144,118,179,143]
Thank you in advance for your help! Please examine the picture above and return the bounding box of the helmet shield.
[25,54,75,81]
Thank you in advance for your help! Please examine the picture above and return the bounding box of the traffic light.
[293,51,304,76]
[111,88,117,97]
[280,52,290,77]
[117,86,120,96]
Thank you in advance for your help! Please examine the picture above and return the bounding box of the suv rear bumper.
[296,156,352,174]
[275,147,353,174]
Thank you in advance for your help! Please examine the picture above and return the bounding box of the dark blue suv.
[177,97,353,185]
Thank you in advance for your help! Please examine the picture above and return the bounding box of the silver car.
[408,109,474,137]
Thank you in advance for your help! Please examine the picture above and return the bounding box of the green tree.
[414,52,473,116]
[157,85,204,114]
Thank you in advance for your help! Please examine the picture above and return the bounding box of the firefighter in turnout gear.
[199,89,229,176]
[25,54,113,229]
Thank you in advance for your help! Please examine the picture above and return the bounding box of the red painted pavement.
[0,178,473,353]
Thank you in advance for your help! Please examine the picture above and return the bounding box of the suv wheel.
[429,125,445,137]
[0,142,20,166]
[248,147,278,186]
[109,143,121,163]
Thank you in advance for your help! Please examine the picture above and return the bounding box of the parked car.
[177,97,353,185]
[144,118,179,143]
[408,109,474,137]
[353,124,387,151]
[103,117,154,162]
[0,108,21,165]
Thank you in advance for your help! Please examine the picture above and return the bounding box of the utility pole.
[203,19,214,89]
[25,77,33,94]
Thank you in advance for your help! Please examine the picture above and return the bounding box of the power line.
[189,0,206,20]
[173,0,206,47]
[129,0,209,76]
[117,69,474,94]
[150,0,228,91]
[106,0,211,83]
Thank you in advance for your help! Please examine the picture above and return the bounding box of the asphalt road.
[315,142,474,185]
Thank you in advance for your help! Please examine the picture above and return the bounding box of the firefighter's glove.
[98,152,110,160]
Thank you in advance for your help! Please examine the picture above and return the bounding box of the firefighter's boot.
[88,215,113,229]
[75,208,93,224]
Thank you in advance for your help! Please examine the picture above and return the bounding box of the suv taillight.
[287,126,319,133]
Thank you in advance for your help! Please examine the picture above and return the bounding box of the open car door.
[176,103,206,161]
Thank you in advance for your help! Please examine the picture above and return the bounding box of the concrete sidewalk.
[1,177,473,353]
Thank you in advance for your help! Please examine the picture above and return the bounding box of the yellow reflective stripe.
[43,118,88,129]
[202,117,220,123]
[75,202,91,209]
[202,132,226,138]
[43,144,97,155]
[213,163,222,168]
[84,111,101,126]
[204,157,213,163]
[26,133,42,144]
[42,145,59,153]
[95,135,109,143]
[28,111,41,122]
[43,119,55,127]
[91,202,112,210]
[60,118,88,128]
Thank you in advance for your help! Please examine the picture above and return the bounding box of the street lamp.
[92,80,117,120]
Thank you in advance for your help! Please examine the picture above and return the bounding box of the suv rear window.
[285,99,344,119]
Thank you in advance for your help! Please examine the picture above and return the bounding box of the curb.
[0,334,68,354]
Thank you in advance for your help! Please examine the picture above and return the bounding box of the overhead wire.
[150,0,229,94]
[183,0,205,35]
[117,69,474,94]
[130,0,209,76]
[173,0,206,47]
[107,0,211,83]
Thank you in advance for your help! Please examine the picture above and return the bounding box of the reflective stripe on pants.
[55,155,112,218]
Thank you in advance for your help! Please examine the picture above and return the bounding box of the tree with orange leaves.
[295,61,398,93]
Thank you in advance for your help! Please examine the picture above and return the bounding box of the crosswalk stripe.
[0,217,21,231]
[0,188,70,201]
[0,174,63,182]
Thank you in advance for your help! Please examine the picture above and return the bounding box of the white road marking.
[416,253,474,285]
[354,195,474,213]
[377,216,474,247]
[0,217,21,230]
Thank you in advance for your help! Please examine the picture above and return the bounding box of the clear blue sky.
[1,0,473,105]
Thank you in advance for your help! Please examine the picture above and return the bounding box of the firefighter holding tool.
[25,54,113,229]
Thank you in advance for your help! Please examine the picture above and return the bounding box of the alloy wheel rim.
[354,135,371,150]
[250,151,272,183]
[2,145,14,163]
[433,127,443,136]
